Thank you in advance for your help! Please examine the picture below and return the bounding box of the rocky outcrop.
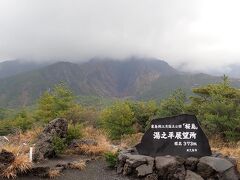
[117,148,240,180]
[33,118,68,162]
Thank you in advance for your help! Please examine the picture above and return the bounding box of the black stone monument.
[136,114,212,158]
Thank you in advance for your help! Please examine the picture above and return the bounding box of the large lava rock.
[33,118,68,162]
[136,114,212,158]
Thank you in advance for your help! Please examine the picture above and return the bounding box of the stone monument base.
[116,148,240,180]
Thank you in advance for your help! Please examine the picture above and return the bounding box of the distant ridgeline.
[0,58,240,107]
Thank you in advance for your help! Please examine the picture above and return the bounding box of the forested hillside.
[0,58,240,107]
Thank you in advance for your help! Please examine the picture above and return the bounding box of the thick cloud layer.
[0,0,240,73]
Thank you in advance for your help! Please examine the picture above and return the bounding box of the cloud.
[0,0,240,73]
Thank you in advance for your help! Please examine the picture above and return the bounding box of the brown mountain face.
[78,58,178,97]
[0,57,239,107]
[0,58,178,107]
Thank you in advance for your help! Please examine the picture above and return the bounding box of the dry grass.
[1,153,32,179]
[1,138,33,179]
[0,144,22,155]
[73,126,114,155]
[0,127,41,178]
[8,127,42,145]
[210,136,240,171]
[68,160,86,170]
[119,133,143,149]
[48,169,61,179]
[19,127,42,143]
[82,126,108,140]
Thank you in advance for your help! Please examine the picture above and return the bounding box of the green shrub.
[52,136,66,155]
[129,101,158,132]
[66,123,83,144]
[188,76,240,141]
[157,89,186,118]
[36,83,75,123]
[104,151,118,168]
[100,101,135,140]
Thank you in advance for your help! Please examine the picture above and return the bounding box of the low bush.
[52,136,66,155]
[104,151,118,168]
[66,123,83,144]
[100,101,135,140]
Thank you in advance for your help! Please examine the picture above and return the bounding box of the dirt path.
[14,156,135,180]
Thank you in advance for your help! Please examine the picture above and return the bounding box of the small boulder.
[197,156,234,179]
[197,161,215,178]
[125,154,153,168]
[0,149,15,173]
[136,162,154,177]
[185,157,199,171]
[123,163,132,175]
[144,173,158,180]
[220,167,240,180]
[31,166,50,178]
[0,149,15,164]
[155,155,185,180]
[155,156,177,170]
[185,170,203,180]
[199,156,233,173]
[116,163,124,174]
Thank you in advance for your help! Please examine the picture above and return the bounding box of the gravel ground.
[9,156,135,180]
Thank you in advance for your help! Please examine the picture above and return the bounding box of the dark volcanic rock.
[123,163,132,175]
[31,166,50,178]
[220,167,240,180]
[119,153,154,176]
[197,156,237,179]
[117,149,240,180]
[33,118,68,162]
[155,156,186,180]
[144,173,158,180]
[136,114,212,158]
[135,159,154,177]
[0,149,15,164]
[185,170,203,180]
[0,149,15,173]
[42,118,68,138]
[185,157,199,171]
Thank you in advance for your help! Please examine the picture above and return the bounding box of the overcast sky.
[0,0,240,73]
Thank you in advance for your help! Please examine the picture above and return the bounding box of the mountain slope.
[0,60,47,79]
[0,58,239,107]
[78,58,178,96]
[0,58,178,107]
